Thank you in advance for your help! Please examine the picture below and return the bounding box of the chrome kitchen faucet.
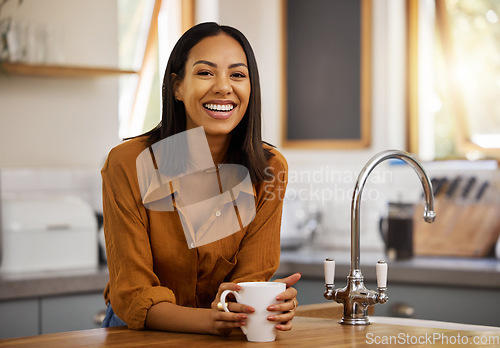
[324,150,436,325]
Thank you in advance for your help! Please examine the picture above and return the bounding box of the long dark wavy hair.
[140,22,273,183]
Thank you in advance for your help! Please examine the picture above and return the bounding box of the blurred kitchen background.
[1,0,499,339]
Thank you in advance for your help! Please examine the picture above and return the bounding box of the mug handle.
[220,289,248,335]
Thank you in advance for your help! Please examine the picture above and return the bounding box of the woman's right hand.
[209,282,255,336]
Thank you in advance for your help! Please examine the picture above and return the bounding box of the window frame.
[406,0,500,159]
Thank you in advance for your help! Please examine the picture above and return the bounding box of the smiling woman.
[100,22,301,337]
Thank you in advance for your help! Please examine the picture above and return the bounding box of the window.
[117,0,189,139]
[408,0,500,160]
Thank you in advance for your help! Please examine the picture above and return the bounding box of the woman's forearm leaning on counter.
[145,296,253,334]
[146,302,216,334]
[145,282,251,336]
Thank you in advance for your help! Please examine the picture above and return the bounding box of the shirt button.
[215,210,221,217]
[190,242,195,248]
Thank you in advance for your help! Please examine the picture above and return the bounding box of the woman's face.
[174,33,251,137]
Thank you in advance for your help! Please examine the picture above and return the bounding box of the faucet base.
[332,273,380,326]
[341,317,371,325]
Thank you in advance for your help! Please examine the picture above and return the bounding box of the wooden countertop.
[1,316,499,347]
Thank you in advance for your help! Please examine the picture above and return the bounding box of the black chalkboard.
[283,0,371,148]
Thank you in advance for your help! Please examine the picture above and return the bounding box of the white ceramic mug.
[220,281,286,342]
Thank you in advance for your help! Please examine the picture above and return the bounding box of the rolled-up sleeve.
[102,147,176,330]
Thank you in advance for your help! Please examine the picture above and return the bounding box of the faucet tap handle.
[324,258,335,285]
[376,260,388,289]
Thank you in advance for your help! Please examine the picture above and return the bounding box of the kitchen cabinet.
[363,282,500,327]
[278,248,500,327]
[0,265,109,339]
[0,299,38,339]
[292,278,500,327]
[0,292,105,339]
[40,293,104,334]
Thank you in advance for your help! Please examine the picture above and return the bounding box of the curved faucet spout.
[350,150,435,273]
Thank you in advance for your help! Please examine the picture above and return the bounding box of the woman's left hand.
[267,273,301,331]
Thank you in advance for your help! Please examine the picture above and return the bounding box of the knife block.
[414,201,500,257]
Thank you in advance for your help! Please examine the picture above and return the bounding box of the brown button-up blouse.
[101,136,288,330]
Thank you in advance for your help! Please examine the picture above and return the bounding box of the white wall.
[0,0,120,169]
